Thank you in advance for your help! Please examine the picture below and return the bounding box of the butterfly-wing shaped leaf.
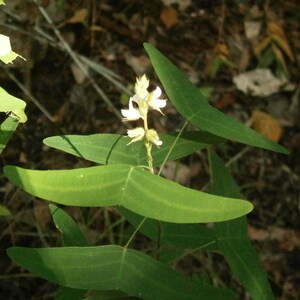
[43,131,224,166]
[4,164,253,223]
[7,245,236,300]
[144,43,288,154]
[209,152,275,299]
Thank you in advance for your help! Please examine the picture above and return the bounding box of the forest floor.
[0,1,299,299]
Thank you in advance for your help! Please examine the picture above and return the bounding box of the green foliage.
[4,164,252,223]
[4,43,286,299]
[50,204,89,247]
[0,89,27,154]
[0,87,27,122]
[143,43,288,154]
[0,24,27,153]
[7,246,235,300]
[209,152,275,300]
[0,204,10,216]
[0,116,19,154]
[43,131,224,166]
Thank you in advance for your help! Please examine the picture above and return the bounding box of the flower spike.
[121,74,167,151]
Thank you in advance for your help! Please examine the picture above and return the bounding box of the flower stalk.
[121,75,167,173]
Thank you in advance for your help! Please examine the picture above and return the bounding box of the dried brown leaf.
[249,225,300,251]
[271,43,288,74]
[251,110,283,142]
[160,7,179,29]
[66,8,88,24]
[268,21,294,61]
[253,36,271,56]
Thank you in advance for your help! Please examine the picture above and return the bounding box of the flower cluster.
[121,75,167,147]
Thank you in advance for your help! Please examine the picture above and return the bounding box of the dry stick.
[2,23,131,97]
[217,0,226,44]
[2,67,55,124]
[78,54,132,95]
[32,0,123,121]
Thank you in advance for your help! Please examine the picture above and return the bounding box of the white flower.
[134,74,149,99]
[121,97,141,121]
[0,34,12,56]
[147,87,167,114]
[146,129,163,147]
[127,127,145,144]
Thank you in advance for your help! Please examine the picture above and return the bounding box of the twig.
[1,67,55,124]
[31,0,123,120]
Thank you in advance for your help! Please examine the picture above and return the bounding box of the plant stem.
[124,217,147,248]
[145,140,154,173]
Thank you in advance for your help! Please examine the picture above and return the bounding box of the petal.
[152,86,162,99]
[146,129,163,147]
[0,34,12,56]
[152,98,167,109]
[121,108,141,121]
[121,98,142,121]
[131,94,143,106]
[147,87,167,113]
[135,75,149,99]
[152,138,163,146]
[127,127,145,144]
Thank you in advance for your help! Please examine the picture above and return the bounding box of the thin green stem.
[158,121,188,176]
[169,241,217,265]
[145,140,154,173]
[124,217,147,248]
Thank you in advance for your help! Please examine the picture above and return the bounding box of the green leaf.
[0,87,26,115]
[50,204,89,247]
[0,204,11,216]
[55,286,87,300]
[50,206,89,300]
[209,152,275,299]
[4,164,253,223]
[0,116,19,154]
[84,290,140,300]
[121,208,218,250]
[43,131,224,166]
[144,43,289,154]
[7,245,236,300]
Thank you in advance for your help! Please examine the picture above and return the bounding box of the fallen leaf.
[214,92,235,109]
[249,225,300,251]
[253,36,271,56]
[251,110,283,142]
[233,68,294,97]
[160,7,179,29]
[268,21,294,61]
[271,43,288,74]
[244,20,262,39]
[125,54,151,75]
[66,8,88,24]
